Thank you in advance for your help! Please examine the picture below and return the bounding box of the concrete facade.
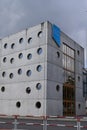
[0,21,85,116]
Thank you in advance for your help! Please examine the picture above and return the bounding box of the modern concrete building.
[0,21,85,117]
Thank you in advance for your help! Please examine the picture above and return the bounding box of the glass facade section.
[83,71,87,98]
[63,43,75,116]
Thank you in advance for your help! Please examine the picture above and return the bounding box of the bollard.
[43,117,47,130]
[77,118,81,130]
[13,116,18,130]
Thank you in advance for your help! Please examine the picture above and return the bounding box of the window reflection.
[62,43,75,83]
[63,43,74,58]
[63,54,74,72]
[63,43,75,116]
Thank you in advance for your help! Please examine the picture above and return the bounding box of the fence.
[0,115,87,130]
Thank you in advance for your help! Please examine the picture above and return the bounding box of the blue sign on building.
[52,24,61,47]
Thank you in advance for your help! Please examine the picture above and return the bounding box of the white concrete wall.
[0,22,48,116]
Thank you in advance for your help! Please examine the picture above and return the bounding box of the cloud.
[0,0,86,35]
[0,0,87,66]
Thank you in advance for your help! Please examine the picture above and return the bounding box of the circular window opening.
[26,70,32,77]
[57,52,60,58]
[26,87,31,94]
[78,104,81,109]
[27,53,32,60]
[77,50,80,55]
[18,53,23,59]
[11,43,15,49]
[36,83,42,90]
[16,101,21,108]
[1,86,5,92]
[38,31,42,38]
[37,65,42,72]
[28,37,32,44]
[2,72,6,77]
[56,85,60,91]
[18,68,22,75]
[36,102,41,109]
[3,57,7,63]
[9,73,14,79]
[4,43,8,49]
[10,58,14,64]
[37,48,42,55]
[78,76,80,81]
[19,38,23,44]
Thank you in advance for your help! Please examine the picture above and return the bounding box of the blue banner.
[52,24,61,47]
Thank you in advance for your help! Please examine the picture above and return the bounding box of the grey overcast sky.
[0,0,87,66]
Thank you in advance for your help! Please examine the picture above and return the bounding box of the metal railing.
[0,115,87,130]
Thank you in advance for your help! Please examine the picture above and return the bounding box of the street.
[0,116,87,130]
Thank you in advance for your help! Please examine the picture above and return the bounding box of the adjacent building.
[0,21,85,116]
[83,68,87,114]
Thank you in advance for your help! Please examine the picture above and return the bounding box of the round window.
[10,58,14,64]
[28,37,32,44]
[78,76,80,81]
[26,70,32,77]
[9,73,14,79]
[38,31,42,38]
[37,48,42,55]
[57,52,60,58]
[18,69,22,75]
[18,53,23,59]
[11,43,15,49]
[37,65,42,72]
[1,86,5,92]
[19,38,23,44]
[77,50,80,55]
[36,102,41,109]
[56,85,60,91]
[27,53,32,60]
[4,43,8,49]
[3,57,7,63]
[78,104,81,109]
[36,83,42,90]
[26,87,31,94]
[2,72,6,77]
[16,101,21,108]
